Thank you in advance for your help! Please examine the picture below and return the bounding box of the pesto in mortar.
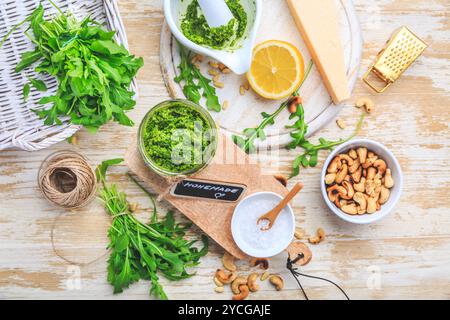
[180,0,248,49]
[143,102,214,173]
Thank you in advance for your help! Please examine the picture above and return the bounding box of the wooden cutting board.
[160,0,362,148]
[125,134,288,259]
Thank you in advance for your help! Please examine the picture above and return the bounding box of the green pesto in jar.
[142,102,213,173]
[180,0,248,50]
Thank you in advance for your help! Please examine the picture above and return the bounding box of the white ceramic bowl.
[163,0,262,74]
[320,139,403,224]
[231,192,295,258]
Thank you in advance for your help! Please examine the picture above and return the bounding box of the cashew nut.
[335,163,348,184]
[317,228,326,241]
[348,149,358,159]
[327,184,347,202]
[384,169,394,188]
[308,236,321,244]
[334,196,341,208]
[288,96,302,113]
[367,197,377,214]
[370,186,379,199]
[349,158,360,174]
[373,159,387,175]
[294,228,304,239]
[231,276,248,294]
[374,172,383,185]
[247,273,259,292]
[338,154,354,166]
[327,189,337,202]
[379,186,390,204]
[232,284,249,300]
[354,177,366,192]
[269,275,284,291]
[338,199,348,209]
[353,192,367,212]
[365,179,377,197]
[357,206,367,215]
[363,154,378,169]
[309,228,326,244]
[366,167,377,180]
[325,173,336,185]
[222,252,237,272]
[249,258,269,270]
[356,97,375,113]
[215,269,237,284]
[351,166,362,183]
[214,277,223,287]
[341,181,355,200]
[357,147,368,164]
[341,203,358,215]
[327,157,341,173]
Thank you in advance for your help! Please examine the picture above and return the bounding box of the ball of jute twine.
[38,150,103,267]
[38,150,97,210]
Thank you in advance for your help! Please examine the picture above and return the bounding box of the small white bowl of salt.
[231,192,296,258]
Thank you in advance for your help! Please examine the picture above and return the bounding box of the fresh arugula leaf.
[192,66,221,112]
[176,43,221,112]
[15,50,43,72]
[95,158,124,182]
[22,83,30,101]
[90,40,128,56]
[28,76,47,91]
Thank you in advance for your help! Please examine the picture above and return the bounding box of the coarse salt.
[232,193,294,257]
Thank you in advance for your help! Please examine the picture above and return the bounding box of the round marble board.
[160,0,362,148]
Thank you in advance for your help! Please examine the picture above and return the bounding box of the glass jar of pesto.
[138,100,218,177]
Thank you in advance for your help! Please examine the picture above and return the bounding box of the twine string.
[38,151,97,209]
[40,151,100,267]
[156,174,187,202]
[286,254,350,300]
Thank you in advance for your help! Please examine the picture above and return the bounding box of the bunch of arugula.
[0,1,143,131]
[96,159,208,300]
[232,60,365,178]
[174,44,221,112]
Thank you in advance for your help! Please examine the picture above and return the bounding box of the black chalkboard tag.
[170,179,247,202]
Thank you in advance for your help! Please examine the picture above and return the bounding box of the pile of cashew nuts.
[325,147,395,215]
[214,253,284,300]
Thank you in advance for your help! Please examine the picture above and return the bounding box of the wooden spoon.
[257,183,303,231]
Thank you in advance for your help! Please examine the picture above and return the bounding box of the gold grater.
[363,26,427,93]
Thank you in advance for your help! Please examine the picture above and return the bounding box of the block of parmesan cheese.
[287,0,350,104]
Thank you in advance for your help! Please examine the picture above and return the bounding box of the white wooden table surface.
[0,0,449,300]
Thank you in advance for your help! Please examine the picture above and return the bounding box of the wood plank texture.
[0,0,449,300]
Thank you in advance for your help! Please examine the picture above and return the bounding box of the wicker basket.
[0,0,135,151]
